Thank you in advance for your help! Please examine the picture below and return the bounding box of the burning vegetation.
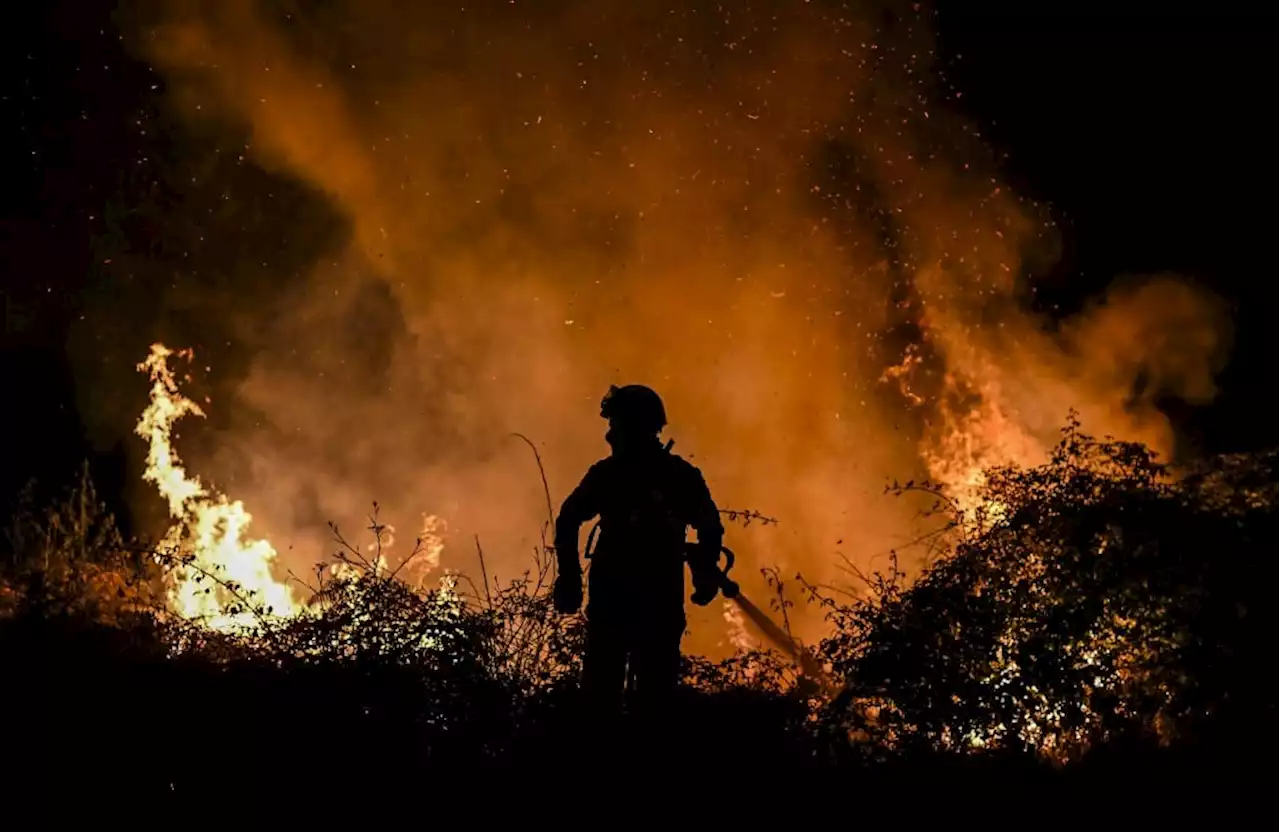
[2,0,1272,806]
[4,339,1271,798]
[135,343,302,630]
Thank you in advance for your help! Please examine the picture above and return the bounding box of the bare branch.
[510,433,555,532]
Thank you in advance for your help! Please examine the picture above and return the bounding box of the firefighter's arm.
[553,464,603,578]
[551,466,602,614]
[686,468,725,605]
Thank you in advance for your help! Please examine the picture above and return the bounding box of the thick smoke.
[106,0,1230,653]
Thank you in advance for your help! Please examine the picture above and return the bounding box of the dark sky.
[932,2,1275,457]
[2,0,1274,516]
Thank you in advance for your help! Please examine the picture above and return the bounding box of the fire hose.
[706,546,832,688]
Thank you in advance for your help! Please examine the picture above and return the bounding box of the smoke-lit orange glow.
[114,1,1231,655]
[136,343,301,631]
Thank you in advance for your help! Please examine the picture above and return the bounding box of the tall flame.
[881,344,1044,521]
[922,372,1046,521]
[135,343,301,631]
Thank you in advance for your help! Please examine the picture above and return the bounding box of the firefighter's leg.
[628,611,686,714]
[582,617,628,715]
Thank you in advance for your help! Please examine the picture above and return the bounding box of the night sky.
[2,0,1275,526]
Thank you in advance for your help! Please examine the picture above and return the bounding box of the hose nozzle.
[717,547,740,598]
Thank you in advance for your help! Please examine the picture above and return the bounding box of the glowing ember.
[135,343,302,631]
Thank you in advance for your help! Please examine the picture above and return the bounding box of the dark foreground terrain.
[3,425,1274,819]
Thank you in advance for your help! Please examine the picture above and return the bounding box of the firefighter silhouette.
[553,384,725,711]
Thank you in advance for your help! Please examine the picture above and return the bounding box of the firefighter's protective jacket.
[555,441,724,622]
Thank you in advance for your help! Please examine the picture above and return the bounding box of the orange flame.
[135,343,302,631]
[922,372,1046,521]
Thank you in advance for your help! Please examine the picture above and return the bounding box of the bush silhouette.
[809,416,1275,765]
[1,415,1273,803]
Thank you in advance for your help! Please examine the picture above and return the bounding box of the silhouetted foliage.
[808,416,1275,764]
[1,417,1273,803]
[1,463,164,623]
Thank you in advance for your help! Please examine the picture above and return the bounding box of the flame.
[136,342,451,632]
[922,371,1046,520]
[880,339,1047,521]
[135,343,302,631]
[401,514,448,589]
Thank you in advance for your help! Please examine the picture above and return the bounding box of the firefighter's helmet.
[600,384,667,434]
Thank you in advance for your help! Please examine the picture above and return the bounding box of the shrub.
[2,416,1273,798]
[1,463,164,625]
[808,416,1275,763]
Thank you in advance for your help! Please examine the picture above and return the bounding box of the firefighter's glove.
[553,570,583,615]
[690,564,721,607]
